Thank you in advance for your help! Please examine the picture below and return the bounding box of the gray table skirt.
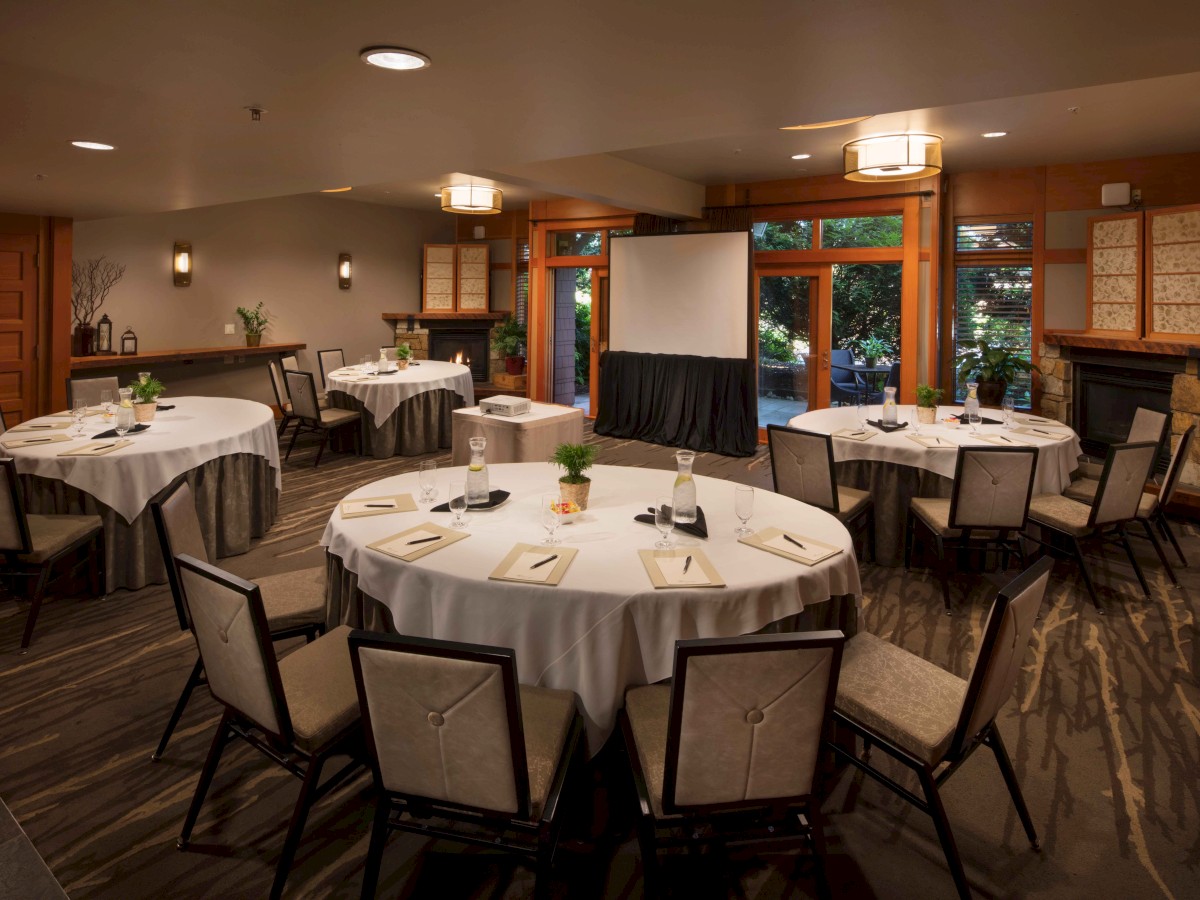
[329,388,462,459]
[20,453,278,592]
[836,459,953,567]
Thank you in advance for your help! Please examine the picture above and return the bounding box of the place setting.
[366,521,467,562]
[339,493,418,519]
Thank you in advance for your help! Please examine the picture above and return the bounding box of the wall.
[73,195,452,405]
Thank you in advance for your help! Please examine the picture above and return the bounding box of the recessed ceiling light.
[320,187,353,193]
[71,141,115,150]
[791,153,812,160]
[360,46,431,71]
[981,131,1007,138]
[780,116,872,131]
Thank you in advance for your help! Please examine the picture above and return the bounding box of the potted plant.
[491,314,527,376]
[235,302,269,347]
[955,339,1039,406]
[550,442,598,511]
[128,375,165,423]
[395,343,413,370]
[915,383,943,424]
[856,336,892,368]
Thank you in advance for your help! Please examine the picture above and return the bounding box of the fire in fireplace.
[429,329,489,382]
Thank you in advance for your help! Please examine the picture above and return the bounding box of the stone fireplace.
[387,313,507,383]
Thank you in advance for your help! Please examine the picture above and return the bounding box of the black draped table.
[595,350,757,457]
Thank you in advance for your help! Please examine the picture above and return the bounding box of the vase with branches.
[71,257,126,355]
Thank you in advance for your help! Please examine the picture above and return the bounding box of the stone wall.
[391,321,503,381]
[1037,342,1072,425]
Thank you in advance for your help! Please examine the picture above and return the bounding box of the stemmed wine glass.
[1002,395,1016,430]
[856,395,867,428]
[448,480,468,528]
[968,408,982,434]
[541,493,563,546]
[734,486,754,536]
[654,496,675,550]
[71,399,87,438]
[100,390,114,421]
[418,460,438,502]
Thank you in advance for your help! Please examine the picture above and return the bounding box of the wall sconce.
[338,253,352,290]
[173,241,192,286]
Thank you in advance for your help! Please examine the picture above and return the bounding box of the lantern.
[96,314,114,354]
[120,326,138,355]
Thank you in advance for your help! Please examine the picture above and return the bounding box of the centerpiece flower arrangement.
[128,374,165,423]
[551,442,597,511]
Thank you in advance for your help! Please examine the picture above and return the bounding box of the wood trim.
[1044,248,1086,265]
[382,311,507,322]
[1145,203,1200,343]
[69,342,306,371]
[925,178,941,386]
[1042,332,1199,355]
[899,195,920,402]
[939,179,957,391]
[754,247,904,266]
[750,198,907,221]
[545,254,604,268]
[1031,166,1046,407]
[1085,210,1143,339]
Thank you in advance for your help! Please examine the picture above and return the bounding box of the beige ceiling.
[2,0,1199,221]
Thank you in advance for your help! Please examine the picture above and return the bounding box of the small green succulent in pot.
[551,442,598,511]
[915,383,943,423]
[127,375,165,422]
[855,336,892,367]
[954,339,1040,406]
[395,343,413,360]
[235,302,269,346]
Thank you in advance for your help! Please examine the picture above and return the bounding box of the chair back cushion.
[286,371,322,421]
[949,447,1038,530]
[663,631,843,812]
[176,555,290,740]
[1128,406,1169,447]
[68,376,120,408]
[0,408,7,436]
[830,350,857,388]
[281,354,299,372]
[268,360,288,408]
[151,479,210,630]
[767,426,838,511]
[1158,425,1196,510]
[830,349,854,368]
[0,459,30,553]
[884,362,900,389]
[350,634,527,817]
[317,349,345,390]
[1093,442,1158,526]
[955,559,1051,749]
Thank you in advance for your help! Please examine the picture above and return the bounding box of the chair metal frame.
[173,554,362,900]
[268,359,296,438]
[349,631,584,900]
[1136,424,1194,575]
[317,348,345,389]
[283,369,361,466]
[828,558,1052,900]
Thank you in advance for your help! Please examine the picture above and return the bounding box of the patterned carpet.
[1,423,1197,899]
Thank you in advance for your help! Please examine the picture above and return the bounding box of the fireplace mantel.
[382,312,507,323]
[1043,331,1200,358]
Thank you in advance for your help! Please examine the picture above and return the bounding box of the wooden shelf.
[69,342,306,372]
[1042,332,1200,357]
[382,312,507,322]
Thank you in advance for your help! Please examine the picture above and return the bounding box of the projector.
[480,395,532,417]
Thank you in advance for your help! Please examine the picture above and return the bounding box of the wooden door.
[0,234,38,424]
[589,268,608,416]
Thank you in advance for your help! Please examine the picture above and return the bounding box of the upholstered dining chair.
[280,352,299,372]
[348,631,584,900]
[0,408,7,435]
[148,478,326,761]
[317,348,346,391]
[379,346,397,362]
[66,375,120,407]
[1023,441,1158,612]
[829,558,1051,900]
[284,370,361,466]
[829,348,864,406]
[620,631,845,897]
[1,459,105,653]
[767,424,874,562]
[173,555,362,900]
[1071,405,1169,485]
[267,360,296,437]
[905,445,1039,613]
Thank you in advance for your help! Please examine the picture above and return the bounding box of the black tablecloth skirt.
[594,351,757,457]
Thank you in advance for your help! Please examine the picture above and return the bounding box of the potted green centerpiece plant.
[551,442,597,511]
[128,374,165,423]
[856,335,892,368]
[491,314,528,376]
[915,383,943,424]
[395,342,413,370]
[955,339,1039,406]
[235,302,269,347]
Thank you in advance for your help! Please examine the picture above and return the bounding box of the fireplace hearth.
[429,329,489,382]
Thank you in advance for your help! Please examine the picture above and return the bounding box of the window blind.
[955,222,1034,251]
[954,265,1034,405]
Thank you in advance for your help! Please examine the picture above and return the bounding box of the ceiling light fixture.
[321,187,353,193]
[843,133,942,182]
[981,131,1007,138]
[71,141,115,150]
[360,46,431,71]
[791,153,812,160]
[440,184,502,215]
[780,116,872,131]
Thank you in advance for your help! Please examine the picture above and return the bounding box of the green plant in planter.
[235,302,269,335]
[491,314,527,359]
[395,343,413,360]
[128,376,165,403]
[955,339,1040,404]
[915,384,943,408]
[856,335,892,365]
[551,443,597,485]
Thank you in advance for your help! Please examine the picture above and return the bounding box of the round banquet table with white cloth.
[327,361,474,459]
[3,396,280,591]
[786,405,1084,565]
[320,462,862,750]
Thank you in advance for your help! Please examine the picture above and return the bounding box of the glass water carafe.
[116,387,135,432]
[672,450,697,525]
[882,386,898,424]
[466,436,490,505]
[963,382,980,420]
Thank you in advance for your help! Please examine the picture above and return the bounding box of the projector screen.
[608,232,751,358]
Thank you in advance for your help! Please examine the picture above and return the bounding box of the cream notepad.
[489,543,577,585]
[1017,415,1056,426]
[341,375,379,383]
[49,408,104,417]
[2,434,74,449]
[638,549,724,589]
[975,433,1034,447]
[740,527,843,567]
[58,439,134,457]
[833,427,877,442]
[340,494,418,519]
[906,434,957,449]
[1013,426,1070,441]
[9,422,71,433]
[367,522,466,562]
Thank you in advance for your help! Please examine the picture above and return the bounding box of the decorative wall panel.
[1086,211,1142,339]
[456,244,489,311]
[422,244,457,312]
[1147,204,1200,341]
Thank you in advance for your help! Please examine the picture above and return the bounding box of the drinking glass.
[855,395,867,428]
[71,399,87,437]
[113,413,130,439]
[449,480,468,528]
[541,493,563,546]
[734,486,754,536]
[968,408,982,434]
[418,460,438,502]
[100,390,114,420]
[654,496,675,550]
[1002,395,1016,430]
[911,405,922,436]
[360,355,370,372]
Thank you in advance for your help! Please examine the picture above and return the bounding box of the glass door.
[756,268,823,427]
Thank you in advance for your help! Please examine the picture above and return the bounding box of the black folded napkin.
[431,489,510,512]
[91,423,151,439]
[945,414,1002,425]
[634,505,709,539]
[155,404,175,411]
[866,419,908,433]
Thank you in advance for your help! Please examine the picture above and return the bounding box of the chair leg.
[285,422,302,460]
[313,430,329,467]
[983,726,1040,851]
[1140,519,1179,586]
[269,752,327,900]
[178,711,233,849]
[934,534,953,614]
[152,656,204,761]
[917,765,971,900]
[903,508,914,570]
[1118,524,1151,597]
[18,568,51,653]
[91,528,107,598]
[359,797,391,900]
[635,811,661,899]
[807,806,833,900]
[1159,513,1188,567]
[1069,537,1102,613]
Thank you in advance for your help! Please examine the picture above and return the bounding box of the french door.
[755,266,830,429]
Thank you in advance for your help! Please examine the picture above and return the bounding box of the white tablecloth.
[788,405,1082,495]
[320,462,862,747]
[328,362,474,427]
[4,397,281,524]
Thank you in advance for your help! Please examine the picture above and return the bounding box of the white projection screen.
[608,232,751,358]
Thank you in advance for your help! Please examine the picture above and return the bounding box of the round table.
[327,361,474,458]
[3,396,280,591]
[320,462,862,750]
[787,405,1083,565]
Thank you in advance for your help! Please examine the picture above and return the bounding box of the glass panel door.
[757,273,816,427]
[831,263,902,404]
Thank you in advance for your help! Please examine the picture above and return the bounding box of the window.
[821,215,902,248]
[552,231,602,256]
[753,220,813,251]
[955,221,1033,252]
[609,227,633,241]
[515,239,529,324]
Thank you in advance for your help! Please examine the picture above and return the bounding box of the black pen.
[997,435,1013,443]
[1032,428,1055,437]
[531,554,558,569]
[19,438,52,444]
[90,443,116,451]
[406,535,441,545]
[682,555,692,574]
[783,534,808,551]
[365,503,396,508]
